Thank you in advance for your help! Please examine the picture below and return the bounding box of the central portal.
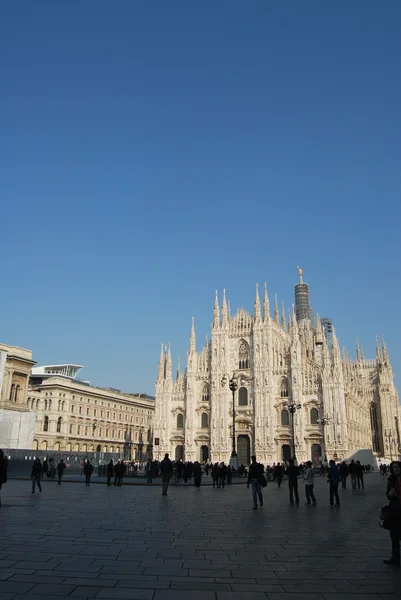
[237,435,250,466]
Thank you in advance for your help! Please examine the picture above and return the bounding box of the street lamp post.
[286,402,301,462]
[316,416,330,464]
[221,373,238,468]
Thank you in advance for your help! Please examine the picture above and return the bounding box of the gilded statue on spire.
[297,266,303,284]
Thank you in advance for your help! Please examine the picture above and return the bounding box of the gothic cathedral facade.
[154,272,400,466]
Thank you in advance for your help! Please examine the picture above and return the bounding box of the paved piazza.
[0,474,400,599]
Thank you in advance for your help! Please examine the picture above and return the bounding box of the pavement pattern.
[0,473,400,599]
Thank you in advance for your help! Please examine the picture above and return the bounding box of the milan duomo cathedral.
[154,270,400,466]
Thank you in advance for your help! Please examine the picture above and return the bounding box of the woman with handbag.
[383,461,401,566]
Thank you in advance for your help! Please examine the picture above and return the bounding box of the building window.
[9,384,15,401]
[177,414,184,429]
[94,409,97,417]
[15,385,20,402]
[310,408,318,425]
[201,413,209,428]
[281,409,289,426]
[69,424,73,434]
[86,408,90,416]
[106,428,109,438]
[79,407,82,415]
[77,425,81,435]
[57,417,62,433]
[238,340,250,369]
[43,416,49,432]
[238,387,248,406]
[71,405,75,413]
[202,383,210,402]
[280,378,289,398]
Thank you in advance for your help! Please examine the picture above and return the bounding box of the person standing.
[356,461,365,490]
[0,449,8,508]
[274,463,283,488]
[146,459,153,484]
[56,459,66,485]
[286,459,299,506]
[247,455,264,509]
[218,462,227,489]
[211,463,219,489]
[84,460,93,486]
[194,462,202,489]
[31,458,42,494]
[349,460,357,490]
[383,461,401,566]
[160,453,173,496]
[328,460,340,507]
[106,459,114,486]
[339,461,349,489]
[304,461,317,506]
[42,458,49,478]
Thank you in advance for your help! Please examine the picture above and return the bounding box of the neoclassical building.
[27,365,155,459]
[154,270,401,466]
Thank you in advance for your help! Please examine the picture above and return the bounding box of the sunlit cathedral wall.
[154,273,401,466]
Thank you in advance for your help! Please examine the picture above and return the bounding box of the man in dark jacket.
[247,455,264,509]
[160,453,173,496]
[339,461,349,489]
[106,460,114,486]
[84,461,94,486]
[0,449,8,507]
[31,458,42,494]
[356,461,365,490]
[286,459,299,506]
[56,459,66,485]
[328,460,340,507]
[274,463,283,488]
[349,460,357,489]
[383,461,401,566]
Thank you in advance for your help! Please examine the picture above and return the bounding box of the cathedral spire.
[228,300,231,320]
[332,327,341,365]
[382,335,389,364]
[356,337,361,361]
[222,289,228,326]
[291,304,298,337]
[165,342,172,380]
[376,335,381,361]
[274,294,279,323]
[189,317,196,354]
[263,283,270,321]
[213,291,220,328]
[157,343,165,381]
[281,302,286,329]
[254,284,261,320]
[176,356,181,380]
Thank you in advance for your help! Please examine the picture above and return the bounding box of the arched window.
[280,378,289,398]
[177,414,184,429]
[310,408,318,425]
[57,417,62,433]
[238,340,250,369]
[201,413,209,428]
[43,416,49,432]
[281,409,289,426]
[48,399,52,411]
[238,387,248,406]
[9,384,15,401]
[33,439,38,450]
[106,428,109,438]
[202,384,210,402]
[370,404,380,453]
[15,385,20,402]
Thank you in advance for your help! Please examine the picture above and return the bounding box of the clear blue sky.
[1,1,400,395]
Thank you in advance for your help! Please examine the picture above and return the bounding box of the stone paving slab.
[0,474,400,599]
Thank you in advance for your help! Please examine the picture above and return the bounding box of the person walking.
[304,461,317,506]
[84,460,94,486]
[247,455,264,509]
[160,453,173,496]
[56,459,66,485]
[31,458,42,494]
[42,458,49,478]
[211,463,219,489]
[218,462,227,489]
[339,461,349,489]
[356,461,365,490]
[146,459,153,484]
[383,461,401,566]
[194,462,202,489]
[286,459,299,506]
[106,459,114,486]
[328,459,340,507]
[274,462,283,488]
[0,449,8,508]
[349,459,357,490]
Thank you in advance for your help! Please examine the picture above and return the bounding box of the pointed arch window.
[202,383,210,402]
[43,416,49,432]
[310,408,318,425]
[57,417,62,433]
[238,387,248,406]
[238,340,250,369]
[177,414,184,429]
[281,409,289,426]
[201,413,209,428]
[280,378,289,398]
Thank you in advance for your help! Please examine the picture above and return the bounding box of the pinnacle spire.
[356,337,361,361]
[165,342,172,380]
[213,291,220,328]
[263,283,270,321]
[254,284,261,319]
[281,302,286,329]
[274,294,279,323]
[176,356,181,380]
[222,289,228,325]
[382,335,389,363]
[158,343,165,380]
[189,317,196,354]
